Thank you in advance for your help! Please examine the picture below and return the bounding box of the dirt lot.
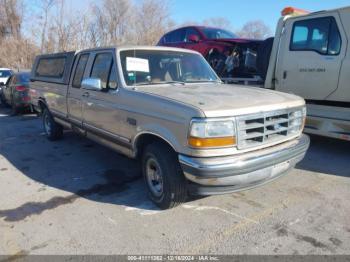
[0,106,349,255]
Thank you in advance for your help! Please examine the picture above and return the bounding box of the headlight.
[188,119,236,148]
[289,107,306,134]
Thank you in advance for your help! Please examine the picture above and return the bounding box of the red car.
[158,26,273,80]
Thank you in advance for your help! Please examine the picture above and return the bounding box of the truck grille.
[237,108,303,150]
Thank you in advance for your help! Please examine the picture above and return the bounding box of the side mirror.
[0,82,4,86]
[81,78,102,91]
[188,34,200,43]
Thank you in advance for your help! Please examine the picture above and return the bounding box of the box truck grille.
[237,108,302,150]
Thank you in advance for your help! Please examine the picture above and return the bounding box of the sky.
[168,0,350,31]
[67,0,350,32]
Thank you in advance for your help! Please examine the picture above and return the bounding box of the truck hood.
[136,83,305,117]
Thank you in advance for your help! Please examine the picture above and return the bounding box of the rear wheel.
[43,108,63,141]
[142,142,187,209]
[11,100,20,115]
[0,93,9,107]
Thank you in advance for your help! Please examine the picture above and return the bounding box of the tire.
[42,108,63,141]
[11,101,20,115]
[257,37,274,80]
[0,94,9,107]
[142,142,187,209]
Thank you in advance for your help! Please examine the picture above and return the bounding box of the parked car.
[0,68,13,99]
[0,68,13,85]
[157,26,266,81]
[1,71,31,114]
[30,46,309,209]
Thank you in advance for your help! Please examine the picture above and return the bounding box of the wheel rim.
[44,113,51,135]
[145,157,164,197]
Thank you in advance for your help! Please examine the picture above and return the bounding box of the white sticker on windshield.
[126,57,149,73]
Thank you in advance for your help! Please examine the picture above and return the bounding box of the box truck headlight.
[188,119,236,148]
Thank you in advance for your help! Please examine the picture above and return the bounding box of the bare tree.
[0,0,22,39]
[92,0,132,46]
[134,0,173,45]
[37,0,56,52]
[0,0,175,69]
[236,20,272,39]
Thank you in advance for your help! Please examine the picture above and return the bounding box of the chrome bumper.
[179,134,310,195]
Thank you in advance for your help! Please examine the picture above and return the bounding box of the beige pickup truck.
[30,46,309,209]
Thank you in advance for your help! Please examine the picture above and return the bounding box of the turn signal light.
[188,136,236,148]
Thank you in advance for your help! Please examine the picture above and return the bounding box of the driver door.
[82,51,123,139]
[67,53,90,127]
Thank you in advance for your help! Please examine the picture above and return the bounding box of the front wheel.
[42,108,63,141]
[142,142,187,209]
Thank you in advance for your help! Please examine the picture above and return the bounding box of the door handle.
[82,92,89,97]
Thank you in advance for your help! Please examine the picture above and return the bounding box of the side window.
[328,21,341,55]
[35,57,66,78]
[167,29,186,43]
[90,53,113,90]
[72,53,89,88]
[290,17,341,55]
[185,28,201,42]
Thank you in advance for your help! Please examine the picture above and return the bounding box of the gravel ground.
[0,106,349,256]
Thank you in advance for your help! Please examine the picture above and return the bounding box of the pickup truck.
[30,46,309,209]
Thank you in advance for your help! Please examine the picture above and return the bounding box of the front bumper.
[179,134,310,195]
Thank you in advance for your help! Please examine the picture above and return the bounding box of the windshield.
[120,50,220,86]
[0,70,12,78]
[201,28,237,39]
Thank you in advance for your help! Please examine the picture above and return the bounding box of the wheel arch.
[133,132,178,159]
[37,97,48,113]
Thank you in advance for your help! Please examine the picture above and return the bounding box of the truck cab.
[264,6,350,141]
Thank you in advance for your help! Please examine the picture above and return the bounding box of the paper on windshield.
[126,57,149,73]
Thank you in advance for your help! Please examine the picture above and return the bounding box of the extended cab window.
[35,57,66,78]
[290,17,341,55]
[72,54,89,88]
[90,53,117,90]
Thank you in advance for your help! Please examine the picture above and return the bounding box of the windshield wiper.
[134,81,186,86]
[163,81,186,85]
